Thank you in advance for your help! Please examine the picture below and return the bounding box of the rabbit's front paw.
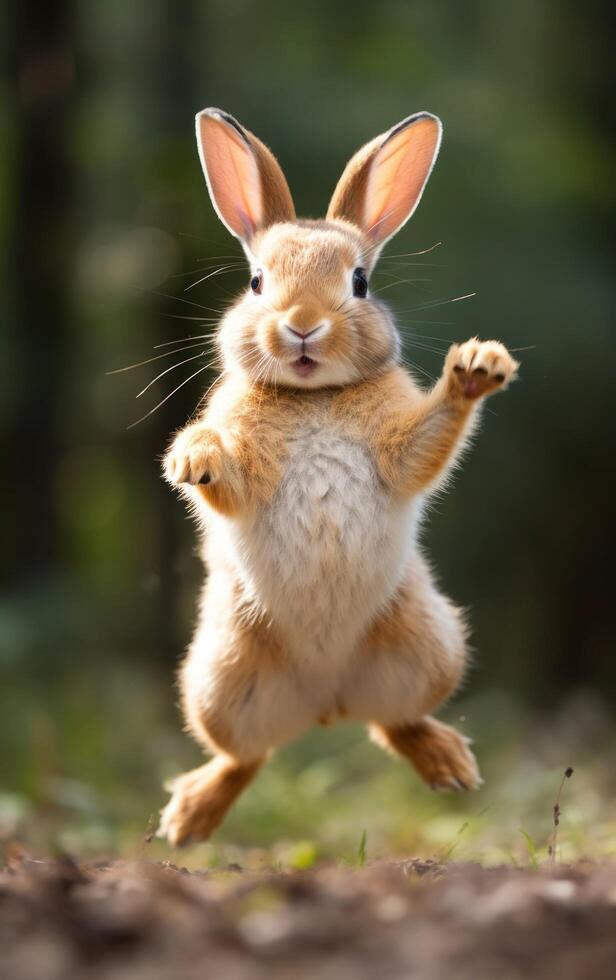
[164,426,224,486]
[447,338,518,400]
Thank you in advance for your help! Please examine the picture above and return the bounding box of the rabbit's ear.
[327,112,442,248]
[196,108,295,245]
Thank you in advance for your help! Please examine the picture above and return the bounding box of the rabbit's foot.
[165,426,224,486]
[375,716,482,791]
[446,338,518,400]
[158,757,261,846]
[157,765,220,846]
[410,718,482,791]
[372,717,482,791]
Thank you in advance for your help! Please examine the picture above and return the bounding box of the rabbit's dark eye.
[352,267,368,298]
[250,270,263,294]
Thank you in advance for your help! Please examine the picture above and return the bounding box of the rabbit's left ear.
[196,108,295,246]
[327,112,442,249]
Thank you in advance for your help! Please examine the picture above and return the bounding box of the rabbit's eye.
[352,268,368,298]
[250,270,263,294]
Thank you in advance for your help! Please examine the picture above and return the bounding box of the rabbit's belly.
[232,426,417,665]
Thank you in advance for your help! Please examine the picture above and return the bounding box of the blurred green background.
[2,0,614,866]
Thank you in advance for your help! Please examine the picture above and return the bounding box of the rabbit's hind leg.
[157,754,262,846]
[342,554,481,792]
[158,594,317,846]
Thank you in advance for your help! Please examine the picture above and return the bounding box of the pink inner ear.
[364,116,441,243]
[198,114,263,242]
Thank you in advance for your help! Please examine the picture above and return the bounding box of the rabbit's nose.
[283,324,324,341]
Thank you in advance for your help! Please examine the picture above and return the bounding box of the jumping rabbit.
[158,108,518,845]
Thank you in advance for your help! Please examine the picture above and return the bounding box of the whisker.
[380,242,443,259]
[371,270,411,281]
[159,312,220,323]
[167,261,245,280]
[106,340,211,375]
[362,238,443,266]
[405,339,449,356]
[127,363,214,429]
[333,296,353,314]
[377,259,443,268]
[195,252,244,262]
[398,323,454,332]
[136,351,210,398]
[272,356,281,408]
[176,234,238,251]
[195,369,225,413]
[154,332,216,348]
[405,359,437,385]
[131,286,226,314]
[245,351,274,420]
[362,200,412,242]
[246,351,272,389]
[185,264,246,292]
[396,292,476,314]
[372,278,433,294]
[211,282,246,301]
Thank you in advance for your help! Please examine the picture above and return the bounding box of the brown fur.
[371,718,481,792]
[158,756,262,846]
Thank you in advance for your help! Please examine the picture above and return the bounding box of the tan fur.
[178,576,292,759]
[158,109,519,844]
[355,558,468,719]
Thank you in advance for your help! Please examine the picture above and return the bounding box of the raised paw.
[447,338,518,400]
[403,718,482,792]
[164,425,224,487]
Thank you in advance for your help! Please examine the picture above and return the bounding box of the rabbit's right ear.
[196,108,295,247]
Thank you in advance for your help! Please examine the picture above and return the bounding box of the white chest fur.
[216,421,417,667]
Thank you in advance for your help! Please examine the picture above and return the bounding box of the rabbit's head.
[196,108,441,389]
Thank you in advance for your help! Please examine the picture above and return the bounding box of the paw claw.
[451,778,468,791]
[447,339,518,400]
[164,427,224,487]
[410,718,482,792]
[430,777,469,793]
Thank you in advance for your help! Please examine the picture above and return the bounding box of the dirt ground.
[1,852,615,980]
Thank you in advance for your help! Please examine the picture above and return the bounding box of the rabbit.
[157,108,519,845]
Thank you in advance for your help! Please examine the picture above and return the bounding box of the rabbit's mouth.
[291,355,318,379]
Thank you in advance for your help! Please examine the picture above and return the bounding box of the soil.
[1,853,615,979]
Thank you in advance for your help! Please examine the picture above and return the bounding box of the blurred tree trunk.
[9,1,75,584]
